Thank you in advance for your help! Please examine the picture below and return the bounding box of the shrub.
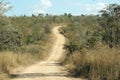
[64,42,78,55]
[0,26,24,51]
[87,31,102,48]
[100,4,120,47]
[0,16,10,28]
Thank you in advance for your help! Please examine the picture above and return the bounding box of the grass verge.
[65,46,120,80]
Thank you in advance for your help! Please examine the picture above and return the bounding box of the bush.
[87,31,102,48]
[0,27,24,51]
[99,4,120,47]
[0,16,10,28]
[64,42,78,55]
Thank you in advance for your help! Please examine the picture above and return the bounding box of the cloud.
[97,2,106,10]
[41,0,52,9]
[68,0,107,14]
[84,2,107,14]
[32,0,52,14]
[69,1,81,6]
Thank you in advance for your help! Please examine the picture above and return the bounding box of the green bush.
[100,4,120,47]
[87,31,102,48]
[0,16,10,28]
[0,27,24,51]
[64,42,78,55]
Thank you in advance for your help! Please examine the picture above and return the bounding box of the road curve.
[11,26,85,80]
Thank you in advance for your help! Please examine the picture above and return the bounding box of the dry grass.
[0,73,8,80]
[0,50,48,79]
[0,52,35,74]
[68,46,120,80]
[0,34,54,80]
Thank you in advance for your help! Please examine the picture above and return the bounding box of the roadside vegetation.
[0,0,120,80]
[61,4,120,80]
[0,0,57,79]
[0,1,73,79]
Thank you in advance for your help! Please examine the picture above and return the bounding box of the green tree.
[100,4,120,47]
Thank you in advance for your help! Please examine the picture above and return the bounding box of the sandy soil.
[11,26,85,80]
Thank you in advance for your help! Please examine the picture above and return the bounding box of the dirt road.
[11,26,85,80]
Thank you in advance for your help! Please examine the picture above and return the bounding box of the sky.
[5,0,120,16]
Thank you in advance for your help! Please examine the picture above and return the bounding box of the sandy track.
[11,26,85,80]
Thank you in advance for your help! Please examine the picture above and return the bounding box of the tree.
[100,4,120,47]
[38,13,44,17]
[64,13,67,16]
[68,13,72,17]
[0,0,11,29]
[0,0,12,15]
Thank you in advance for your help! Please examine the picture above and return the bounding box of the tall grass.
[0,52,34,74]
[68,46,120,80]
[0,34,53,79]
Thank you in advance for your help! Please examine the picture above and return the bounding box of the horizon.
[6,0,119,16]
